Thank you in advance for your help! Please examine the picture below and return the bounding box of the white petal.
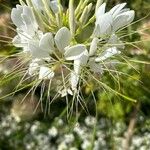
[11,5,24,29]
[12,34,30,52]
[96,12,113,36]
[28,41,50,59]
[92,24,101,37]
[110,3,126,18]
[39,66,54,80]
[23,6,38,31]
[65,44,87,60]
[55,27,71,52]
[96,3,106,18]
[112,10,135,32]
[95,47,121,62]
[89,38,99,56]
[39,32,54,53]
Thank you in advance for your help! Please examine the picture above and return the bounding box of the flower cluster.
[1,113,150,150]
[11,0,135,97]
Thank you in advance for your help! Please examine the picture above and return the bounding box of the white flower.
[39,66,54,80]
[93,3,135,37]
[55,27,106,90]
[48,126,58,137]
[64,134,74,144]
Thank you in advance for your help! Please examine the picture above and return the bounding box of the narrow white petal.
[96,3,106,18]
[95,47,121,62]
[92,24,101,37]
[112,10,135,32]
[89,38,99,56]
[55,27,71,52]
[65,44,87,60]
[11,6,23,29]
[23,6,38,31]
[110,3,126,18]
[39,66,54,80]
[21,15,36,36]
[96,13,113,36]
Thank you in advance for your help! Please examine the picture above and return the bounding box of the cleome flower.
[10,0,135,99]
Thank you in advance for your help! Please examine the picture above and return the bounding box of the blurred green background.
[0,0,150,150]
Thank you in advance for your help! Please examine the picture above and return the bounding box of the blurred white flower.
[85,116,96,127]
[64,134,74,144]
[81,140,91,150]
[58,142,67,150]
[48,126,58,137]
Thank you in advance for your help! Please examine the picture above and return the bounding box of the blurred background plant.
[0,0,150,150]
